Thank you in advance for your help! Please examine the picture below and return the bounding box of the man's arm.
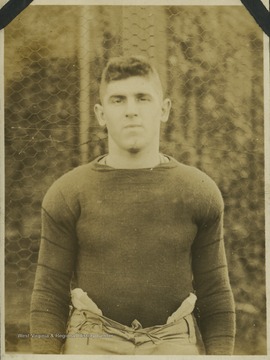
[192,186,236,355]
[30,182,78,354]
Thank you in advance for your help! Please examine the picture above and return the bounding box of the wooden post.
[78,7,92,164]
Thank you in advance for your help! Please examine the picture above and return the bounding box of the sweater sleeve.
[30,181,78,354]
[191,182,236,355]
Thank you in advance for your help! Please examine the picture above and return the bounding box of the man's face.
[94,76,171,154]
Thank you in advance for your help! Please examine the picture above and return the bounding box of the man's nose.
[125,98,138,117]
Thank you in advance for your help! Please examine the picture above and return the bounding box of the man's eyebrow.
[107,92,153,100]
[136,92,153,97]
[108,94,126,99]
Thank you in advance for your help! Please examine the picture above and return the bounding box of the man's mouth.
[124,124,142,128]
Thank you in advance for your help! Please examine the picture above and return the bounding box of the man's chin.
[124,140,142,154]
[127,146,141,154]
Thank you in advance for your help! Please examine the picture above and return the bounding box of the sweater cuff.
[31,336,64,354]
[204,336,235,355]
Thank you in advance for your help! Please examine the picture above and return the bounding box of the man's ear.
[94,104,106,127]
[161,98,171,123]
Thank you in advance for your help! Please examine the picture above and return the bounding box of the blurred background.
[4,5,265,355]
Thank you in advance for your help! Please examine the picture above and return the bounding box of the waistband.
[70,288,197,330]
[65,289,199,349]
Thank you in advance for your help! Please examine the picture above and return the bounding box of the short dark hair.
[99,55,163,101]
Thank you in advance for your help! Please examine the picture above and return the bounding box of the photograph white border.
[1,0,269,359]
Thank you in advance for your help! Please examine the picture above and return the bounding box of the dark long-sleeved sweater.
[30,155,235,354]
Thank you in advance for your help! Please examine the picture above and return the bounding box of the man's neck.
[104,150,162,169]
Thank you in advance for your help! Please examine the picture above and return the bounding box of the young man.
[30,55,236,355]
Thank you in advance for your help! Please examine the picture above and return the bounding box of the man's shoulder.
[58,162,93,183]
[43,158,99,200]
[170,157,217,187]
[51,163,91,188]
[169,156,223,209]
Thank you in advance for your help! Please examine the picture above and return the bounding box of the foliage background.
[4,5,266,355]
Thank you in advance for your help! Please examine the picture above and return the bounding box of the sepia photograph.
[2,0,269,357]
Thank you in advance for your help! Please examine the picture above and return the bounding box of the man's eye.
[112,97,124,103]
[139,96,150,102]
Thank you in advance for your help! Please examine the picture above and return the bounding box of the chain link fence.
[4,5,265,354]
